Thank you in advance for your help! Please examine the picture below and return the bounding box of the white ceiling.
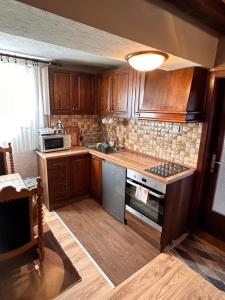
[0,0,200,70]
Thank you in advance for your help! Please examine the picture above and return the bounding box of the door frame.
[191,69,225,232]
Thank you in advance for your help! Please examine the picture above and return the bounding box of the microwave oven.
[38,134,71,152]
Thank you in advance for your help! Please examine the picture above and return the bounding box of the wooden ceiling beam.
[162,0,225,34]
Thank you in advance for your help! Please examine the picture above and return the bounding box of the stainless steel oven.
[126,169,166,232]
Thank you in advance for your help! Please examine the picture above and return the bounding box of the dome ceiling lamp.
[126,50,169,72]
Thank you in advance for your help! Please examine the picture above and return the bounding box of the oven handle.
[126,179,165,199]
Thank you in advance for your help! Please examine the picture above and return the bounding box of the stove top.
[145,163,187,178]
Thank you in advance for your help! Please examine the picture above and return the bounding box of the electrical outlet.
[172,124,180,133]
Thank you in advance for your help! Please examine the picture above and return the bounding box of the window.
[0,58,49,152]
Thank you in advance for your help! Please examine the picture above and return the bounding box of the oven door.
[126,179,165,227]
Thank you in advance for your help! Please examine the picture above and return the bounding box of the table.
[0,173,26,191]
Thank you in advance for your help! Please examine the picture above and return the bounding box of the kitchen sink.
[88,145,124,154]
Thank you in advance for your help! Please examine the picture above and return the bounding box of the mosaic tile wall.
[50,115,103,143]
[102,119,202,168]
[50,115,202,168]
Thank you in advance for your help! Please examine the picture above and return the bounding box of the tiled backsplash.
[50,115,202,168]
[102,119,202,168]
[50,115,103,143]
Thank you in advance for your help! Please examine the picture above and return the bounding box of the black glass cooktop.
[145,163,187,178]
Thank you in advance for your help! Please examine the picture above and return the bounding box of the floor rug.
[0,224,81,300]
[170,234,225,292]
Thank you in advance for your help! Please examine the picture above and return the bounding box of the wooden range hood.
[135,67,208,122]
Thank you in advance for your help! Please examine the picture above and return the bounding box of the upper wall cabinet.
[112,68,133,118]
[49,68,96,115]
[49,69,73,115]
[134,67,208,122]
[99,71,113,117]
[99,68,133,118]
[74,72,95,114]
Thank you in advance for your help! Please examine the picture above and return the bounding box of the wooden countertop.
[103,253,225,300]
[36,147,195,184]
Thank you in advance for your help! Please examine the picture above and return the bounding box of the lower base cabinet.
[70,155,90,198]
[47,157,71,207]
[90,155,102,201]
[38,154,90,210]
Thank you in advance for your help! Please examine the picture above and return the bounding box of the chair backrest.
[0,178,43,262]
[0,143,15,175]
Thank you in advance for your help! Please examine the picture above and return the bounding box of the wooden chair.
[0,143,15,175]
[0,177,44,265]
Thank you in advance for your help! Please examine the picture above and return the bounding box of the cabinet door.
[74,73,95,114]
[49,68,73,115]
[99,72,113,116]
[90,155,102,201]
[70,155,90,198]
[112,68,133,118]
[47,158,70,208]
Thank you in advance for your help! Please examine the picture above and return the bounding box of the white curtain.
[0,58,50,153]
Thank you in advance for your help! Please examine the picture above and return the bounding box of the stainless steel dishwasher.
[102,160,126,223]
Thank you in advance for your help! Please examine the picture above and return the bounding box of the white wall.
[18,0,219,67]
[13,151,38,178]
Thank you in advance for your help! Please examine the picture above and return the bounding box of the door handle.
[126,179,165,199]
[215,161,225,165]
[211,154,225,172]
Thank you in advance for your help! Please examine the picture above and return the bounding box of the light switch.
[172,125,180,133]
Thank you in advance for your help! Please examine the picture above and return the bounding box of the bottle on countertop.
[78,130,85,146]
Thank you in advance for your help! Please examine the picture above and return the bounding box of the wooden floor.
[104,253,225,300]
[195,230,225,253]
[44,209,112,300]
[56,198,160,286]
[171,233,225,292]
[44,201,225,300]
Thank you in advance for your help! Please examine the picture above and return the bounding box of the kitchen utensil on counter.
[65,126,80,147]
[78,130,85,146]
[54,120,65,134]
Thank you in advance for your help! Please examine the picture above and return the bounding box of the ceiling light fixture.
[126,51,168,72]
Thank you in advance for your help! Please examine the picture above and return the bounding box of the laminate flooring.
[44,203,224,300]
[171,234,225,292]
[44,208,112,300]
[56,198,160,286]
[104,253,225,300]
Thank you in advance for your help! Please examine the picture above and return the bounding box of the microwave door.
[44,137,64,150]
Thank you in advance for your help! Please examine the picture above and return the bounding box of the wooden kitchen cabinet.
[38,153,90,210]
[99,68,133,118]
[70,155,90,198]
[49,67,96,115]
[135,67,208,122]
[47,157,71,207]
[49,69,73,115]
[99,71,113,117]
[90,155,102,201]
[112,68,133,118]
[74,73,95,114]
